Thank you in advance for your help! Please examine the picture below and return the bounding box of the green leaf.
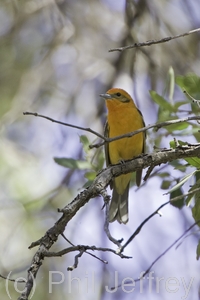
[158,172,171,178]
[186,174,200,206]
[164,171,197,195]
[195,170,200,182]
[170,187,185,209]
[176,73,200,95]
[185,192,194,207]
[168,66,175,103]
[83,171,96,188]
[185,181,200,206]
[169,160,187,172]
[176,74,200,114]
[192,195,200,227]
[161,180,171,190]
[80,135,90,152]
[170,139,189,148]
[84,171,96,181]
[166,121,189,132]
[170,140,200,167]
[174,101,188,110]
[169,140,176,148]
[184,157,200,168]
[54,157,92,169]
[93,150,105,171]
[177,140,188,146]
[150,90,173,111]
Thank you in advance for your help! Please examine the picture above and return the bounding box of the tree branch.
[44,245,131,260]
[118,200,170,253]
[0,274,25,283]
[111,219,200,290]
[90,116,200,149]
[17,143,200,299]
[118,187,200,253]
[109,28,200,52]
[101,189,123,247]
[184,90,200,109]
[61,233,108,264]
[23,111,200,149]
[23,111,105,140]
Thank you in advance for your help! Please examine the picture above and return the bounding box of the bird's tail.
[109,183,130,224]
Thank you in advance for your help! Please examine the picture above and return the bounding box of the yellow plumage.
[100,88,145,224]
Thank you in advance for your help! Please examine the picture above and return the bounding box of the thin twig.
[61,233,74,246]
[184,90,200,109]
[23,112,105,140]
[61,233,108,264]
[101,189,123,248]
[17,144,200,299]
[169,187,200,202]
[44,245,131,259]
[24,111,200,150]
[111,219,200,290]
[135,219,200,277]
[120,187,200,253]
[90,116,200,149]
[109,28,200,52]
[67,250,84,271]
[175,229,200,250]
[119,201,170,253]
[0,274,26,283]
[138,165,168,189]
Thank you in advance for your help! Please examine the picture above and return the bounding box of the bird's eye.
[116,92,121,97]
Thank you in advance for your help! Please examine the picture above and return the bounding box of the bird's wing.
[104,121,111,166]
[138,108,146,154]
[104,121,113,189]
[136,108,146,186]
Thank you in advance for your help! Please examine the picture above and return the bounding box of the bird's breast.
[107,106,143,164]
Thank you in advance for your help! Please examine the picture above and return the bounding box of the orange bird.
[100,88,145,224]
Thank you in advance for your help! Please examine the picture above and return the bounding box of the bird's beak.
[99,93,112,100]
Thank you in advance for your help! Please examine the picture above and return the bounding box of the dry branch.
[17,143,200,299]
[111,219,200,290]
[23,111,200,149]
[109,28,200,52]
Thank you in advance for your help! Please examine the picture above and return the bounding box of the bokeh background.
[1,0,200,299]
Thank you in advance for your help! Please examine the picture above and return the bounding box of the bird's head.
[100,88,133,104]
